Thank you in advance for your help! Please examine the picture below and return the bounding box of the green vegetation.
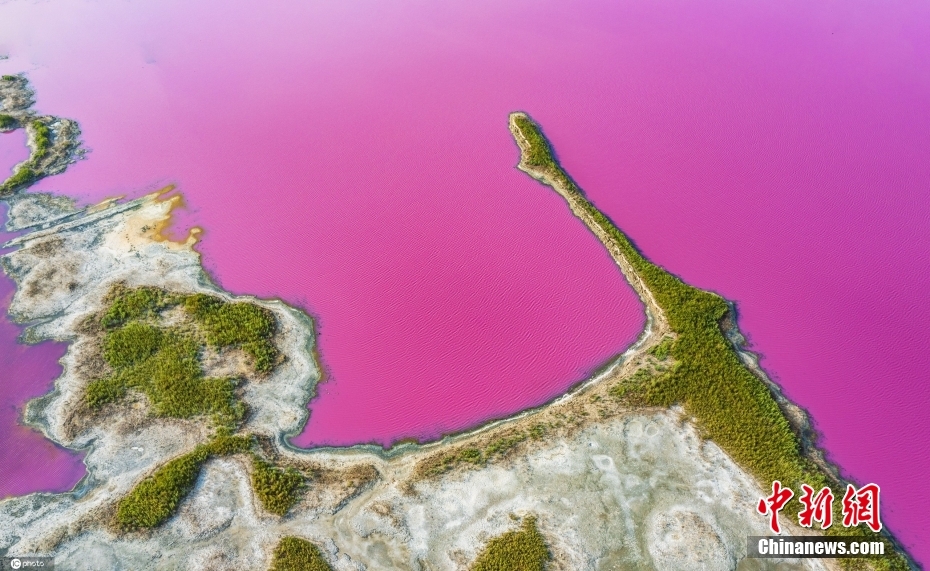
[470,516,550,571]
[419,425,547,478]
[184,293,279,373]
[268,537,333,571]
[101,285,176,328]
[0,165,37,194]
[251,456,305,516]
[0,114,15,129]
[511,113,908,570]
[114,434,252,530]
[88,285,281,427]
[30,119,51,160]
[91,323,244,425]
[95,285,292,530]
[608,368,656,402]
[485,432,528,457]
[649,336,674,361]
[1,75,16,81]
[0,119,53,195]
[115,448,204,530]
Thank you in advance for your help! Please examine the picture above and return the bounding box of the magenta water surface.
[0,0,927,561]
[0,132,86,497]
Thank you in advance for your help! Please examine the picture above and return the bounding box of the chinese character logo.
[798,484,834,529]
[757,480,794,533]
[757,481,882,533]
[842,483,882,532]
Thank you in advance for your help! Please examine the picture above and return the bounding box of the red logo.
[757,481,882,533]
[798,484,834,529]
[842,483,882,532]
[757,480,794,533]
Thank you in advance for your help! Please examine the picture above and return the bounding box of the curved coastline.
[0,77,914,569]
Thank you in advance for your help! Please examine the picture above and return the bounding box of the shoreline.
[0,76,907,569]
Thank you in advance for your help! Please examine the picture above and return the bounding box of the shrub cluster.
[88,323,243,425]
[114,434,252,530]
[100,285,176,328]
[251,455,305,516]
[1,119,54,195]
[184,293,279,373]
[269,537,333,571]
[88,285,282,426]
[512,114,908,570]
[470,516,550,571]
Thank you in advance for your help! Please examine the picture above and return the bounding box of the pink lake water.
[0,131,85,497]
[0,0,928,563]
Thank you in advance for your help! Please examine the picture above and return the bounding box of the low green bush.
[90,325,243,425]
[269,537,333,571]
[470,516,550,571]
[485,432,527,457]
[115,447,208,530]
[85,376,127,408]
[102,321,162,368]
[30,120,51,160]
[0,165,37,195]
[251,456,304,516]
[0,114,15,129]
[115,434,253,530]
[184,294,279,373]
[649,336,674,361]
[100,285,176,328]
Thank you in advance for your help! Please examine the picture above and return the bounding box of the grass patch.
[115,447,206,530]
[649,336,674,361]
[184,294,279,373]
[97,285,293,530]
[251,456,305,516]
[0,165,37,195]
[0,118,55,195]
[30,119,51,160]
[87,285,282,427]
[101,285,177,329]
[485,432,528,457]
[511,113,908,569]
[470,516,550,571]
[269,537,333,571]
[114,434,252,530]
[1,75,16,81]
[91,323,244,425]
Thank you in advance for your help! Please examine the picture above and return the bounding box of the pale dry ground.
[0,76,84,197]
[0,190,835,571]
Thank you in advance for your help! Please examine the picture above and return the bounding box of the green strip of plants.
[1,119,55,195]
[114,433,252,530]
[511,113,908,569]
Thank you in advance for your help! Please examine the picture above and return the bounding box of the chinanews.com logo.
[749,481,887,559]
